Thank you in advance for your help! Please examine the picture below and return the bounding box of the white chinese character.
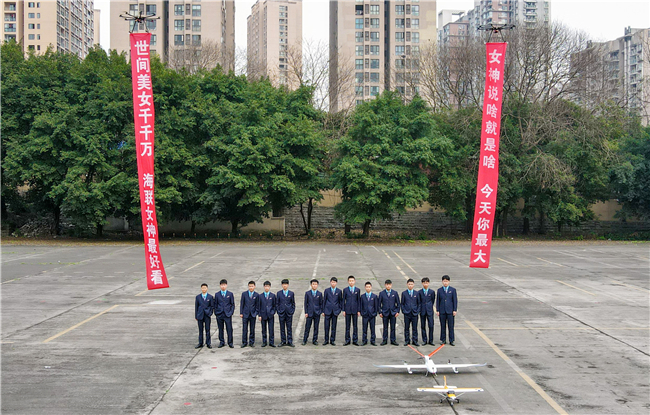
[138,108,152,124]
[477,217,491,231]
[488,85,499,101]
[145,206,154,221]
[483,154,496,169]
[139,125,153,141]
[134,40,150,56]
[137,74,152,90]
[144,189,154,205]
[149,254,161,269]
[146,223,157,237]
[475,233,488,247]
[142,173,154,189]
[485,120,498,135]
[479,201,492,215]
[486,103,498,119]
[484,137,496,152]
[489,49,502,64]
[138,91,152,107]
[151,270,164,285]
[140,142,152,156]
[488,67,501,82]
[147,238,157,254]
[481,184,494,198]
[136,57,150,73]
[473,249,487,263]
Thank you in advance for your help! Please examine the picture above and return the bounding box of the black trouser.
[197,316,211,346]
[242,316,256,345]
[362,315,376,343]
[279,314,293,345]
[324,314,338,342]
[217,316,233,346]
[382,314,396,342]
[260,317,275,345]
[439,313,455,343]
[303,315,320,343]
[345,313,358,343]
[404,313,418,343]
[420,313,434,344]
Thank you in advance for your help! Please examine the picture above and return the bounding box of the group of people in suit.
[195,275,458,349]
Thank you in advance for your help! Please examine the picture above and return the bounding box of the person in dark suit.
[436,275,458,346]
[378,279,400,346]
[195,283,214,349]
[322,277,343,346]
[276,278,296,347]
[240,281,259,348]
[303,279,323,345]
[401,278,420,346]
[342,275,361,346]
[257,281,277,347]
[359,281,379,346]
[214,279,235,348]
[419,277,436,346]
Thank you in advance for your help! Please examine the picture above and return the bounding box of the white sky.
[97,0,649,50]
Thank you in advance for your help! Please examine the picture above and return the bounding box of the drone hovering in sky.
[374,344,487,376]
[418,375,484,406]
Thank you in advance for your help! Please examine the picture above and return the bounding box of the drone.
[119,11,160,33]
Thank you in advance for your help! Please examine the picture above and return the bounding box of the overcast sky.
[97,0,649,50]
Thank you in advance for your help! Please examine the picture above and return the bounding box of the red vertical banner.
[469,42,507,268]
[130,33,169,289]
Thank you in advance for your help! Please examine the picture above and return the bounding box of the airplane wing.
[417,387,484,395]
[374,364,428,370]
[434,363,487,370]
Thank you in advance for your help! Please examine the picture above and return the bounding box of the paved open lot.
[1,241,649,414]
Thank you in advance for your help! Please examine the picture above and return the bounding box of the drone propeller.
[428,344,445,358]
[408,344,426,358]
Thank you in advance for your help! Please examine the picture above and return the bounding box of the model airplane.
[374,344,487,376]
[417,375,484,406]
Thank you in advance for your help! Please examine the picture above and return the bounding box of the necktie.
[367,294,370,300]
[249,292,252,298]
[222,292,225,297]
[265,293,268,299]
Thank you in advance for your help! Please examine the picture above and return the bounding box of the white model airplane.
[374,344,487,376]
[417,375,484,406]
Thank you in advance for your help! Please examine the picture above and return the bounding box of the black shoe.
[361,341,368,346]
[404,342,410,346]
[218,344,225,348]
[391,341,399,346]
[288,343,295,347]
[278,343,285,348]
[241,344,248,348]
[429,341,436,346]
[302,341,307,346]
[331,341,336,346]
[249,344,255,348]
[229,345,234,348]
[206,345,212,349]
[313,341,318,346]
[353,342,359,346]
[344,341,351,346]
[380,341,388,346]
[195,344,203,349]
[270,344,276,347]
[450,342,455,346]
[441,341,446,345]
[323,341,330,345]
[413,342,419,347]
[261,343,267,348]
[371,342,377,346]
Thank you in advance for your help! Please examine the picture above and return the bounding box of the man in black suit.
[258,281,277,347]
[240,281,259,348]
[342,275,361,346]
[378,279,400,346]
[419,277,436,345]
[195,283,214,349]
[214,279,235,348]
[359,281,379,346]
[276,279,296,347]
[303,279,323,345]
[322,276,343,346]
[436,275,458,346]
[401,278,420,346]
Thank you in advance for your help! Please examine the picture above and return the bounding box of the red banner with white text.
[130,33,169,289]
[469,42,507,268]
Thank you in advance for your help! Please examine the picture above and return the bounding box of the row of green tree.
[2,42,648,237]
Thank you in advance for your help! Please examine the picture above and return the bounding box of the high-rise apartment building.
[438,0,551,44]
[109,1,235,71]
[247,0,302,89]
[329,0,437,113]
[2,0,95,57]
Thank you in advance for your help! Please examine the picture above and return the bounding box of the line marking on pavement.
[393,251,419,275]
[43,305,120,343]
[371,246,380,252]
[465,319,569,415]
[1,278,19,284]
[135,289,148,297]
[383,250,409,280]
[537,257,563,267]
[556,280,596,296]
[456,327,650,330]
[497,258,518,267]
[181,261,204,273]
[209,251,225,259]
[611,280,650,293]
[554,250,623,268]
[312,250,321,278]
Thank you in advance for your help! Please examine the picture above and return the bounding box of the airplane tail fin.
[408,344,426,358]
[428,344,445,357]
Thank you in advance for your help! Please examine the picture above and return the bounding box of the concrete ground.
[1,241,648,415]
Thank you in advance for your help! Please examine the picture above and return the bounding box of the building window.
[174,35,184,45]
[4,23,16,32]
[28,44,34,50]
[356,45,363,56]
[370,32,379,42]
[370,86,379,96]
[28,2,35,8]
[355,18,363,29]
[412,5,420,16]
[28,13,35,18]
[368,18,378,28]
[28,34,35,40]
[370,5,379,15]
[355,72,364,83]
[279,5,287,12]
[395,5,404,15]
[370,59,380,69]
[355,32,363,43]
[395,45,405,55]
[192,5,201,16]
[174,5,184,16]
[36,13,40,18]
[147,19,156,30]
[355,86,363,96]
[370,73,379,83]
[412,32,419,43]
[396,32,404,42]
[174,20,184,31]
[151,34,157,46]
[412,19,419,29]
[395,19,404,28]
[355,5,363,15]
[129,4,138,14]
[27,23,35,29]
[370,45,379,55]
[146,4,156,15]
[355,59,364,70]
[192,35,201,46]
